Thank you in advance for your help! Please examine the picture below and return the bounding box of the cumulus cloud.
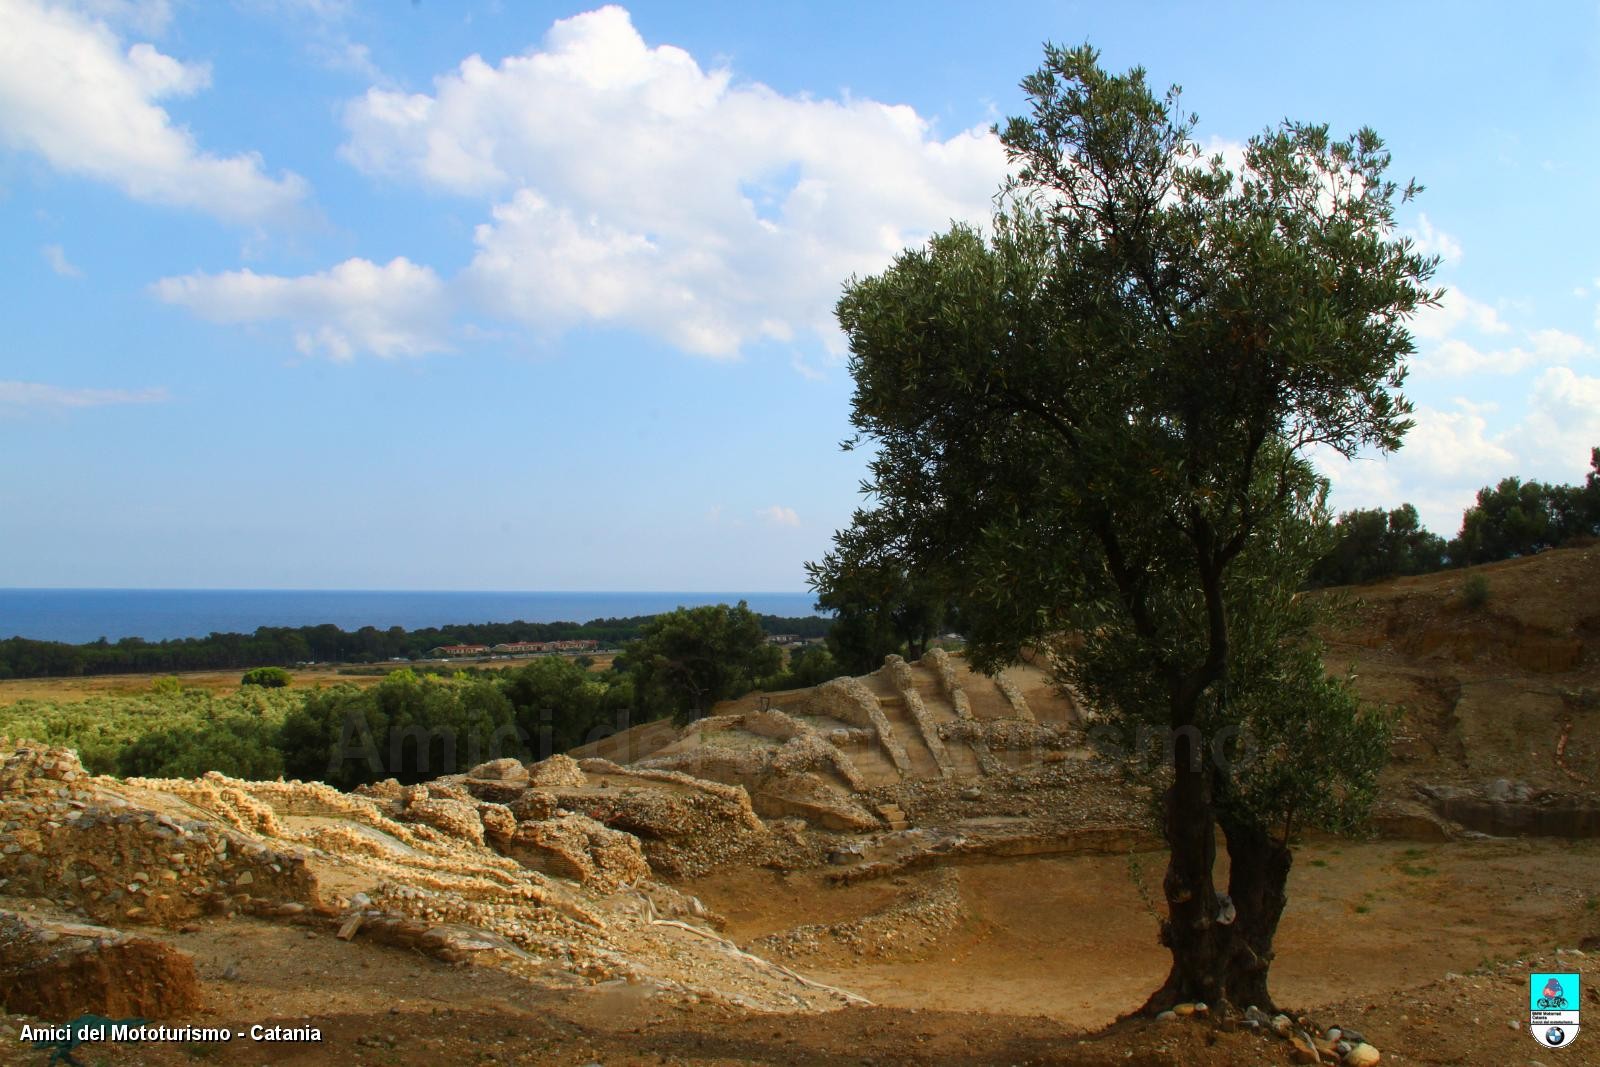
[758,505,800,527]
[1312,401,1516,535]
[0,0,307,223]
[1408,287,1508,341]
[339,5,1006,358]
[1315,355,1600,536]
[41,243,81,277]
[0,379,167,411]
[151,257,450,359]
[1412,326,1593,379]
[1504,367,1600,483]
[1404,213,1463,265]
[1397,404,1516,481]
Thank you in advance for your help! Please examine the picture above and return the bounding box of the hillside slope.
[1318,543,1600,834]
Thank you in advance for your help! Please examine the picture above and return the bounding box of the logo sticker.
[1529,972,1580,1049]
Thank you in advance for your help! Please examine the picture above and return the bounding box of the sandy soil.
[685,837,1599,1032]
[6,833,1594,1065]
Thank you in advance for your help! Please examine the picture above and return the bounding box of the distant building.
[492,641,548,654]
[765,634,802,645]
[429,644,490,657]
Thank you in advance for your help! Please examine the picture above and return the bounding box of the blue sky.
[3,0,1598,590]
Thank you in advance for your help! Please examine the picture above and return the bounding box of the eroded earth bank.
[2,547,1598,1065]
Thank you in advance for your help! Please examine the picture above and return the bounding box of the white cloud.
[41,243,81,277]
[0,379,167,411]
[66,0,170,34]
[1412,326,1593,379]
[151,257,450,359]
[1409,287,1509,341]
[1199,136,1249,178]
[790,354,826,382]
[0,0,306,223]
[1528,328,1592,364]
[1504,366,1600,483]
[313,39,381,81]
[1312,401,1517,535]
[1404,213,1463,265]
[1316,354,1600,535]
[340,5,1007,358]
[1399,404,1515,480]
[124,39,210,96]
[758,505,800,527]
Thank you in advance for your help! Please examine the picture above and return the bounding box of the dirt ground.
[4,835,1594,1065]
[685,837,1599,1031]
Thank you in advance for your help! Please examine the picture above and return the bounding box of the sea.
[0,590,824,645]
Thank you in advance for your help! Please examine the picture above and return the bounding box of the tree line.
[1308,447,1600,587]
[5,601,834,785]
[0,611,830,681]
[805,448,1600,670]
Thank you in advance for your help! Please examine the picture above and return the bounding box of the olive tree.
[824,44,1435,1012]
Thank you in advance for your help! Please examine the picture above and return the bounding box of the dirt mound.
[750,867,965,963]
[1320,543,1600,811]
[505,812,651,889]
[0,738,863,1016]
[0,911,201,1018]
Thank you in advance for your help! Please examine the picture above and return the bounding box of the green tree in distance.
[240,666,292,688]
[824,44,1433,1012]
[620,602,782,725]
[1448,448,1600,564]
[1308,503,1446,587]
[808,509,952,673]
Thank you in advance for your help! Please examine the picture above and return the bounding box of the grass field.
[0,653,617,707]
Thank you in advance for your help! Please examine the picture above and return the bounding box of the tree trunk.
[1219,809,1292,1012]
[1139,736,1234,1013]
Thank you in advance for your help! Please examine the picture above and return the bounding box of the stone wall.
[920,649,1001,775]
[0,747,318,927]
[771,733,869,793]
[805,677,878,729]
[884,655,954,779]
[994,673,1035,722]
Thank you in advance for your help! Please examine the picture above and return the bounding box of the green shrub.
[1460,573,1491,609]
[0,688,302,776]
[280,671,525,788]
[117,714,285,780]
[760,645,842,691]
[241,666,292,688]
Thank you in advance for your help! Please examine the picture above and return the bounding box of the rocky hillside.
[0,649,1141,1032]
[2,552,1596,1063]
[1319,542,1600,837]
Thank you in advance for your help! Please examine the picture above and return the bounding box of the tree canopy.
[807,508,953,674]
[240,666,292,688]
[822,43,1435,1012]
[619,602,782,725]
[1308,503,1446,587]
[1448,448,1600,565]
